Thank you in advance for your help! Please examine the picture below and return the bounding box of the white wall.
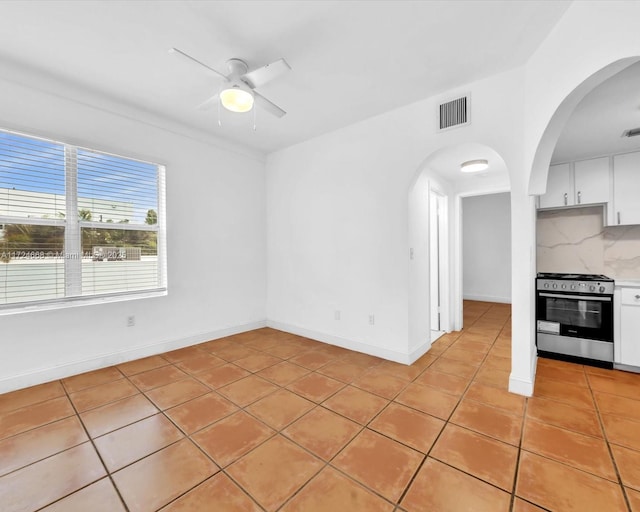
[266,67,523,364]
[266,131,412,361]
[408,173,432,356]
[0,69,267,392]
[266,0,640,392]
[5,1,640,396]
[462,193,511,303]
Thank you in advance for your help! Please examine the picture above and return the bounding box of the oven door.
[536,292,613,342]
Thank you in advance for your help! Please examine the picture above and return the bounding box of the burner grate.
[537,273,612,282]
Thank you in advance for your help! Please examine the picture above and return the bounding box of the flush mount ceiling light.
[220,83,254,113]
[461,159,489,173]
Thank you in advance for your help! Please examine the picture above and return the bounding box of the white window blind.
[0,129,166,307]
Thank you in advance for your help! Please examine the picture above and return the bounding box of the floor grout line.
[585,367,633,512]
[396,304,509,506]
[6,302,640,511]
[509,387,529,512]
[57,379,131,512]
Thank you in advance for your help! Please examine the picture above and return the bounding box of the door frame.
[453,187,511,330]
[430,185,449,334]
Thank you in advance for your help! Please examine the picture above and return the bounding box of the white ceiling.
[0,0,571,155]
[552,60,640,163]
[425,143,509,185]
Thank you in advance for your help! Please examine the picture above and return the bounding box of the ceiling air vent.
[439,95,469,131]
[622,127,640,138]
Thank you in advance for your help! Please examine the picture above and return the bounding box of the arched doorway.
[529,58,640,196]
[408,142,510,360]
[514,56,640,396]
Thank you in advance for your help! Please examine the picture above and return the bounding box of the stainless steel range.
[536,273,614,368]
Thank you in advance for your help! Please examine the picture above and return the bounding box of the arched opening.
[522,56,640,389]
[408,142,510,360]
[529,58,640,196]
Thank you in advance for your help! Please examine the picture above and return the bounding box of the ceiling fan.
[170,47,291,118]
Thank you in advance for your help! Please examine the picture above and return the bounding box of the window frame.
[0,128,167,312]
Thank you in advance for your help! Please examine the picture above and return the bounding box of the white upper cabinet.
[613,151,640,226]
[539,158,609,209]
[574,157,610,206]
[539,163,572,209]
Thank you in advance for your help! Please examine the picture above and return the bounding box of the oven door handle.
[539,292,612,302]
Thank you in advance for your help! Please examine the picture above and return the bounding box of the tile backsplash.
[537,206,640,279]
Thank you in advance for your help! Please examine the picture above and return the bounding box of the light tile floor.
[1,300,639,511]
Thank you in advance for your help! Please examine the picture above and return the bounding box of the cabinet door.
[620,304,640,367]
[539,163,573,209]
[613,152,640,225]
[574,157,609,205]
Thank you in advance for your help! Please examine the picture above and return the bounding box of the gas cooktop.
[536,273,614,295]
[537,273,612,282]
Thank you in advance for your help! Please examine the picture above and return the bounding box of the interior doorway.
[460,192,512,305]
[408,143,510,360]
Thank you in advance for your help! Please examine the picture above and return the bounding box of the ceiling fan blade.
[242,58,291,89]
[169,48,228,80]
[197,92,220,111]
[253,91,287,118]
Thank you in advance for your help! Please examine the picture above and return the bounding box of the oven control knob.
[562,284,567,289]
[571,284,576,290]
[553,284,557,289]
[544,283,549,288]
[589,285,596,292]
[599,286,605,293]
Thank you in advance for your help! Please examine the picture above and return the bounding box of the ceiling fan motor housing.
[226,58,249,78]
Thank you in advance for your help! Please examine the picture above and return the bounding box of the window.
[0,129,166,307]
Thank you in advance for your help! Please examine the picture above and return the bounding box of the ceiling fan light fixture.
[461,159,489,173]
[220,84,254,113]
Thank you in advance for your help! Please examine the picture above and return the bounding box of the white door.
[430,190,443,332]
[619,288,640,366]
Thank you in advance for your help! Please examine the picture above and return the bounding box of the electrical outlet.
[334,310,341,320]
[369,314,375,325]
[127,315,135,327]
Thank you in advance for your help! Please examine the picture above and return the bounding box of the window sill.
[0,288,167,316]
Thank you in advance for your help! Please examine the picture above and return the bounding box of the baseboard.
[267,320,413,364]
[430,330,445,343]
[408,337,433,364]
[614,363,640,374]
[508,353,537,397]
[0,319,267,394]
[463,294,511,304]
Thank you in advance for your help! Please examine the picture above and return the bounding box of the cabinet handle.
[564,193,568,206]
[577,191,581,204]
[618,212,621,225]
